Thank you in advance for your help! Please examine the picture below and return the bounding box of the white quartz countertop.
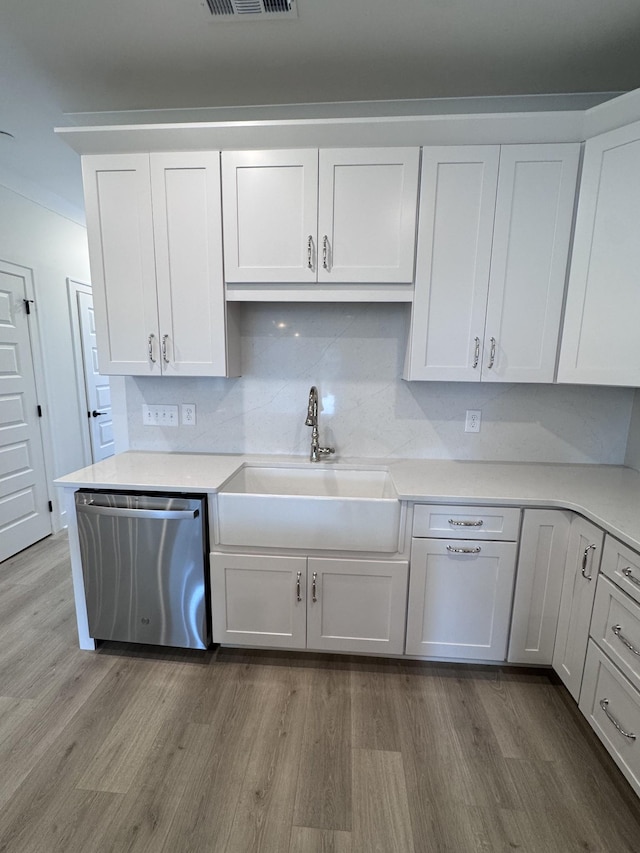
[55,451,640,552]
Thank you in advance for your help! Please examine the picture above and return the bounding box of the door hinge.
[24,299,35,315]
[48,501,53,513]
[37,405,43,417]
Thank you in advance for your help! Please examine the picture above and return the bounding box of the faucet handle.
[318,446,335,457]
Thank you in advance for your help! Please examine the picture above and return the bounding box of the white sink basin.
[215,464,401,552]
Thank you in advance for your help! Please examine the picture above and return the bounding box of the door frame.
[67,278,94,469]
[0,257,55,538]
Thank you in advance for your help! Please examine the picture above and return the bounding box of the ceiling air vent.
[205,0,297,18]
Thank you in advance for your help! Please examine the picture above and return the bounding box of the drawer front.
[592,575,640,693]
[579,641,640,797]
[412,504,520,541]
[601,535,640,607]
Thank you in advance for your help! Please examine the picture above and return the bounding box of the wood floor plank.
[292,663,352,832]
[351,748,414,853]
[351,661,403,751]
[289,827,352,853]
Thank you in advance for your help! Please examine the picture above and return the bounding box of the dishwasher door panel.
[75,492,209,649]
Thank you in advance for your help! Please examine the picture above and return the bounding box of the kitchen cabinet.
[221,147,420,284]
[405,143,580,382]
[210,552,408,654]
[406,504,520,660]
[552,515,604,701]
[558,120,640,386]
[82,152,239,377]
[508,509,571,665]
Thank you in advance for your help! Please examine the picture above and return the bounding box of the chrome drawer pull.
[487,336,496,368]
[581,544,597,580]
[296,570,302,602]
[448,519,484,527]
[162,334,170,364]
[472,337,480,369]
[447,545,481,554]
[599,698,637,742]
[312,571,318,602]
[623,567,640,588]
[148,333,156,363]
[612,624,640,657]
[322,235,329,270]
[307,235,313,270]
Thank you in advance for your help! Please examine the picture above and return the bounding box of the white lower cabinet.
[405,538,518,660]
[210,552,408,655]
[552,516,604,700]
[508,509,571,665]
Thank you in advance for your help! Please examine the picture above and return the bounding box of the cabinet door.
[221,149,318,283]
[508,509,571,665]
[558,120,640,386]
[151,152,232,377]
[210,553,306,649]
[306,558,408,655]
[405,146,499,381]
[406,538,517,660]
[552,516,604,700]
[482,144,580,382]
[82,154,160,375]
[317,148,419,284]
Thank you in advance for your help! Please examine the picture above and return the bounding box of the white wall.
[0,184,91,523]
[123,303,633,464]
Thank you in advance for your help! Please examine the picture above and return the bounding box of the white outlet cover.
[181,403,196,426]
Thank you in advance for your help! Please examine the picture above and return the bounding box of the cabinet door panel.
[82,154,160,375]
[553,516,604,700]
[483,144,580,382]
[406,538,517,660]
[317,148,419,283]
[508,509,571,665]
[306,558,408,654]
[405,146,499,381]
[221,149,318,283]
[210,553,306,649]
[558,120,640,386]
[151,152,230,376]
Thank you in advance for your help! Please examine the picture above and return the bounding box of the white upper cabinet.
[222,147,420,285]
[558,120,640,386]
[83,152,238,377]
[405,143,580,382]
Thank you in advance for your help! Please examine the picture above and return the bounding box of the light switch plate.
[142,404,179,427]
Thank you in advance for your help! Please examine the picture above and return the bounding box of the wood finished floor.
[1,533,640,852]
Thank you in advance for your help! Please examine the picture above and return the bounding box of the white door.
[405,146,500,381]
[77,291,114,462]
[306,557,408,654]
[221,149,318,283]
[317,148,420,283]
[482,144,580,382]
[0,262,51,562]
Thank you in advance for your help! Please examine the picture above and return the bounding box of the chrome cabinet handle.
[448,519,483,527]
[148,333,156,363]
[322,235,329,270]
[612,624,640,657]
[162,334,169,364]
[623,567,640,588]
[447,545,481,554]
[312,571,318,602]
[296,570,302,602]
[472,337,480,369]
[599,698,636,741]
[307,235,314,270]
[581,544,597,580]
[487,337,496,369]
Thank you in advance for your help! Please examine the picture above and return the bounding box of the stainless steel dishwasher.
[75,490,210,649]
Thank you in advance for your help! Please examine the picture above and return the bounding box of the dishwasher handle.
[76,503,199,521]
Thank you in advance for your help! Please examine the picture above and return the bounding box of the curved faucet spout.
[305,385,318,426]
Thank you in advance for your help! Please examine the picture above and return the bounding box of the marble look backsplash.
[123,303,633,464]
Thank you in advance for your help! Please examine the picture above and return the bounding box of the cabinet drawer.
[579,641,640,798]
[601,535,640,607]
[412,504,520,540]
[592,575,640,693]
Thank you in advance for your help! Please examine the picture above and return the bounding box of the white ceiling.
[1,0,639,221]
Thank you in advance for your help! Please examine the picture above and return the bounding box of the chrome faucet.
[304,386,335,463]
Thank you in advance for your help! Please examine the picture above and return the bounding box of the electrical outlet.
[142,404,179,427]
[465,409,481,433]
[181,404,196,426]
